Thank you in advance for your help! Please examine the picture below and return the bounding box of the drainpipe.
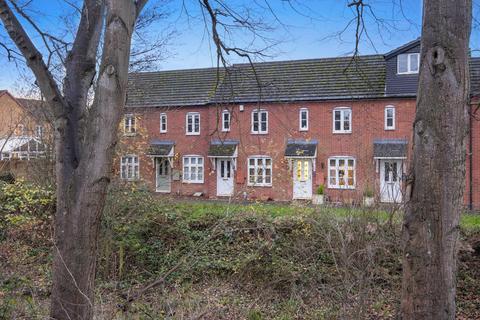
[469,104,473,211]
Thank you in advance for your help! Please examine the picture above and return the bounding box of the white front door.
[380,159,402,203]
[293,159,313,199]
[156,158,171,193]
[217,158,234,196]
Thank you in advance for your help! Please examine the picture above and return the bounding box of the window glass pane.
[330,159,336,167]
[191,158,196,165]
[266,158,271,166]
[398,54,408,73]
[261,111,267,122]
[249,159,255,166]
[410,54,419,72]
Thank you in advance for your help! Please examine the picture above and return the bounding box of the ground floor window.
[121,155,139,180]
[183,156,204,183]
[328,157,355,189]
[248,156,272,186]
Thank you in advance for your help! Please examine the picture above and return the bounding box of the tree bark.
[401,1,472,319]
[0,0,144,318]
[49,2,139,319]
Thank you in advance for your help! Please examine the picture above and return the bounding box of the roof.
[124,40,480,107]
[212,55,386,103]
[384,38,421,58]
[146,140,175,156]
[285,139,318,157]
[373,139,408,158]
[126,68,224,107]
[208,139,238,157]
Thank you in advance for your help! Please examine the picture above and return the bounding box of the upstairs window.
[124,114,136,135]
[397,53,420,74]
[120,155,139,180]
[333,107,352,133]
[222,110,231,132]
[160,113,167,133]
[186,112,200,135]
[299,108,309,131]
[251,109,268,134]
[385,106,396,130]
[35,125,44,139]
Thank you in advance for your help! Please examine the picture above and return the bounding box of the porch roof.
[208,139,238,157]
[147,140,175,157]
[373,139,408,158]
[284,139,318,158]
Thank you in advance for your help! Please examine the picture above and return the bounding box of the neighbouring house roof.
[126,68,224,107]
[0,136,44,153]
[146,140,175,156]
[373,139,408,159]
[207,139,238,157]
[16,98,53,123]
[284,139,318,158]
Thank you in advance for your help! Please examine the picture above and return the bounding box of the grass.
[159,199,480,232]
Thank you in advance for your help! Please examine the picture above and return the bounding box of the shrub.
[316,184,324,195]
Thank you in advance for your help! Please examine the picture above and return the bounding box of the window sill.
[182,180,204,184]
[397,71,418,75]
[123,133,137,137]
[247,183,272,187]
[384,128,395,131]
[186,132,201,136]
[299,128,308,132]
[160,131,167,134]
[251,132,268,135]
[327,186,355,190]
[332,131,352,134]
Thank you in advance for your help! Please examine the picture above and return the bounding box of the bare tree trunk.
[401,1,472,319]
[0,0,146,318]
[50,2,138,318]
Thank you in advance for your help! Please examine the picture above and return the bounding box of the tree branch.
[0,0,65,116]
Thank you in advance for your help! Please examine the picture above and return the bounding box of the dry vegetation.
[1,181,479,319]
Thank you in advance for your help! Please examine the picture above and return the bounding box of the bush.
[0,179,54,241]
[316,184,324,195]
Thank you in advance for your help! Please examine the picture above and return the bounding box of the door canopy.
[373,139,408,159]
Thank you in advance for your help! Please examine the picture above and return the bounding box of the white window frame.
[186,112,200,135]
[397,53,420,74]
[251,109,268,134]
[247,156,272,187]
[35,125,43,139]
[160,113,167,133]
[384,106,396,130]
[124,114,136,135]
[332,107,352,134]
[328,157,356,189]
[222,110,231,132]
[299,108,309,131]
[120,155,139,180]
[182,155,204,183]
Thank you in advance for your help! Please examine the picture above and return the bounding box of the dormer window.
[397,53,419,74]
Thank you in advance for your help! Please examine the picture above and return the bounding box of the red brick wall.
[116,98,480,208]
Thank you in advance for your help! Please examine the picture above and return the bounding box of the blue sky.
[0,0,478,94]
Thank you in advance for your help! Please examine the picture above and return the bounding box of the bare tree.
[401,1,472,319]
[0,0,149,318]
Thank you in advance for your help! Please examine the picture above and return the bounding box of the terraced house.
[117,39,480,208]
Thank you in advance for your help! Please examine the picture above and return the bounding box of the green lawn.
[158,199,480,232]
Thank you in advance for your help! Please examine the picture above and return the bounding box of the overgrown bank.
[1,181,479,319]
